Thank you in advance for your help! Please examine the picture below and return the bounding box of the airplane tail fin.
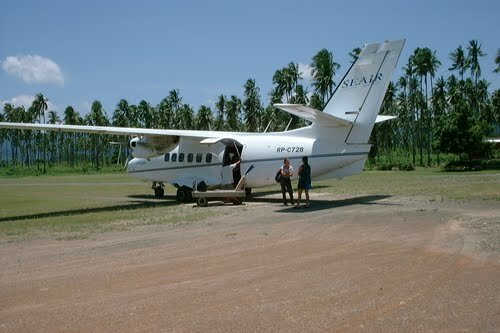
[323,39,405,144]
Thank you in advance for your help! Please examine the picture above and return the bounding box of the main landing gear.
[151,182,193,203]
[176,186,193,203]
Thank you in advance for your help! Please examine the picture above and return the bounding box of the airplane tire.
[176,188,192,203]
[197,197,208,207]
[154,186,165,198]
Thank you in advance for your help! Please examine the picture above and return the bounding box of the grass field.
[0,169,498,241]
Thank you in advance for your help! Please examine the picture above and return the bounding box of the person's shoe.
[283,202,288,206]
[304,204,310,208]
[293,205,299,209]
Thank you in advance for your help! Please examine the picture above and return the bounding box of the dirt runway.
[1,193,499,332]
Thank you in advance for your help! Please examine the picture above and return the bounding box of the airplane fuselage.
[126,125,371,188]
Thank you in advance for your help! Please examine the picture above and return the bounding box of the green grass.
[311,168,500,201]
[0,169,498,241]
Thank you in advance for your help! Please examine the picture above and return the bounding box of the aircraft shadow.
[0,199,179,223]
[1,194,394,223]
[251,194,394,213]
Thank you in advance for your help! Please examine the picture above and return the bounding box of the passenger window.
[171,153,177,162]
[164,153,170,162]
[196,153,202,163]
[179,153,185,162]
[206,153,212,163]
[187,153,193,163]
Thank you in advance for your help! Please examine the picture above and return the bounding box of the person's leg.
[295,189,302,208]
[280,181,287,204]
[286,179,294,204]
[305,189,310,207]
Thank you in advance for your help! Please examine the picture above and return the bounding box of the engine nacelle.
[129,136,179,159]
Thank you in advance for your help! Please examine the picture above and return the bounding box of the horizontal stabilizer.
[274,104,352,127]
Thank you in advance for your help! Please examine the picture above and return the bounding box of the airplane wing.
[0,122,220,140]
[274,104,353,127]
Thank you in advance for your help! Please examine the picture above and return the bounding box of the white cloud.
[2,54,65,85]
[1,94,57,111]
[299,63,314,82]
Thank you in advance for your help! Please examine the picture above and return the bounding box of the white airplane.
[0,39,405,202]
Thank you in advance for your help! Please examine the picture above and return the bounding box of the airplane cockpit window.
[171,153,177,162]
[179,153,185,162]
[206,154,212,163]
[196,153,202,163]
[187,153,193,163]
[164,153,170,162]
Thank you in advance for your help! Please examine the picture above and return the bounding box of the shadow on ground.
[0,193,395,222]
[251,194,395,213]
[0,196,177,223]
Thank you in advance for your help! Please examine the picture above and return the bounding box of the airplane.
[0,39,405,203]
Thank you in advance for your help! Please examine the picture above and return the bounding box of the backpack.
[274,170,282,183]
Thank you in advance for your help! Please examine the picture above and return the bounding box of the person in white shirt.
[280,158,294,206]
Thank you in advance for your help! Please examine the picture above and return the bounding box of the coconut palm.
[449,45,469,81]
[311,49,340,106]
[286,62,301,98]
[243,78,261,132]
[176,104,194,130]
[63,106,80,166]
[495,49,500,73]
[348,47,362,63]
[214,95,226,130]
[467,39,486,84]
[195,105,213,130]
[225,95,242,131]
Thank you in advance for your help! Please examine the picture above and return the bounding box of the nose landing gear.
[152,182,165,198]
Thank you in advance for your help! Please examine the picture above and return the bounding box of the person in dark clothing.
[280,158,294,206]
[294,156,312,209]
[230,153,241,188]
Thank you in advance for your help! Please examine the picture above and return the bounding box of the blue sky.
[1,0,499,119]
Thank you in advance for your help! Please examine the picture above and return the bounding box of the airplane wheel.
[176,188,185,202]
[232,198,243,205]
[197,197,208,207]
[154,186,165,198]
[176,188,192,203]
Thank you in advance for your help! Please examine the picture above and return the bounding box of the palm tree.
[64,106,80,166]
[286,62,301,98]
[495,49,500,73]
[226,95,242,131]
[47,111,61,163]
[311,48,340,106]
[113,99,131,128]
[348,47,362,63]
[467,39,486,84]
[214,95,226,130]
[167,89,182,128]
[272,68,287,102]
[88,101,109,170]
[31,93,48,172]
[195,105,213,130]
[243,78,261,132]
[449,45,469,81]
[0,111,5,162]
[176,104,194,130]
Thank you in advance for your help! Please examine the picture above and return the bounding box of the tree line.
[1,40,499,172]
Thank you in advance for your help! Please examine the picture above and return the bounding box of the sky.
[1,0,499,120]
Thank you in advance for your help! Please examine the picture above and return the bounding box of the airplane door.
[220,141,243,187]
